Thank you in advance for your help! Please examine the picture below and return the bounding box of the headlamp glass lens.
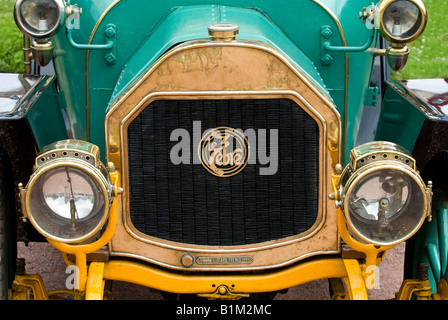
[383,1,422,40]
[347,168,425,245]
[42,168,95,220]
[29,165,107,242]
[19,0,60,36]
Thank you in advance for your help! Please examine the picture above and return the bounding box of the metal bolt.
[181,253,194,267]
[334,163,343,175]
[321,27,332,39]
[105,52,116,65]
[218,285,228,295]
[107,161,116,171]
[321,54,333,65]
[105,26,116,38]
[418,263,429,281]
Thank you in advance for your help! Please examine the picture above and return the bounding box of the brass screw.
[334,163,343,175]
[181,253,194,267]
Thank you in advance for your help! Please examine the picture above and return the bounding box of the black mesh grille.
[127,99,319,246]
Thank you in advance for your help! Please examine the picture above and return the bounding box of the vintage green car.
[0,0,445,300]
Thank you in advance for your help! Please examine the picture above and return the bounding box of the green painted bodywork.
[24,77,69,149]
[39,0,379,163]
[374,81,427,153]
[412,191,448,293]
[0,75,68,149]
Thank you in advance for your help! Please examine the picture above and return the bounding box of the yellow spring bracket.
[47,169,120,299]
[331,172,395,293]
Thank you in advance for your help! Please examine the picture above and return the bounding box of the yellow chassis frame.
[9,171,436,300]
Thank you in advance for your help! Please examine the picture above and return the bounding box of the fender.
[0,73,69,149]
[375,78,448,169]
[0,73,69,242]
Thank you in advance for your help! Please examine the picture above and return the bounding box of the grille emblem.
[198,127,249,177]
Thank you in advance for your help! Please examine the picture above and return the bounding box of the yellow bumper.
[10,255,368,300]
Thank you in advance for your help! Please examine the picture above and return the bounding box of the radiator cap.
[208,23,239,41]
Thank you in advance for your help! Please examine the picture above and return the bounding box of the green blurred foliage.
[393,0,448,79]
[0,0,24,73]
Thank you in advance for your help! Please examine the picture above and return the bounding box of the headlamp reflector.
[14,0,65,39]
[376,0,427,44]
[339,142,430,246]
[22,140,113,243]
[383,1,421,40]
[42,167,95,220]
[344,166,426,246]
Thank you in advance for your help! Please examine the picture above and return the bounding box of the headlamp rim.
[376,0,427,44]
[24,158,112,243]
[14,0,66,39]
[341,161,429,246]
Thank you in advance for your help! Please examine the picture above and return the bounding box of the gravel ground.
[16,241,405,300]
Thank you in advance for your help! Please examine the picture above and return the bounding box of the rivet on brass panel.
[181,253,194,267]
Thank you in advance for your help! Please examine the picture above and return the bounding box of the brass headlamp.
[13,0,70,67]
[14,0,65,67]
[339,141,431,246]
[374,0,427,71]
[14,0,66,39]
[20,140,114,244]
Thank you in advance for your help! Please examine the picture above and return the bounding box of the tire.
[0,147,15,300]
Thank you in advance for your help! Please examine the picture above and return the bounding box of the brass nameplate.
[196,256,254,265]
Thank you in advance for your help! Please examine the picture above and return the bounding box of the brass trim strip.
[23,36,31,74]
[312,0,349,164]
[85,0,122,141]
[110,247,341,272]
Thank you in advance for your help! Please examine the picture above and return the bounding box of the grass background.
[0,0,446,77]
[393,0,448,80]
[0,0,24,73]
